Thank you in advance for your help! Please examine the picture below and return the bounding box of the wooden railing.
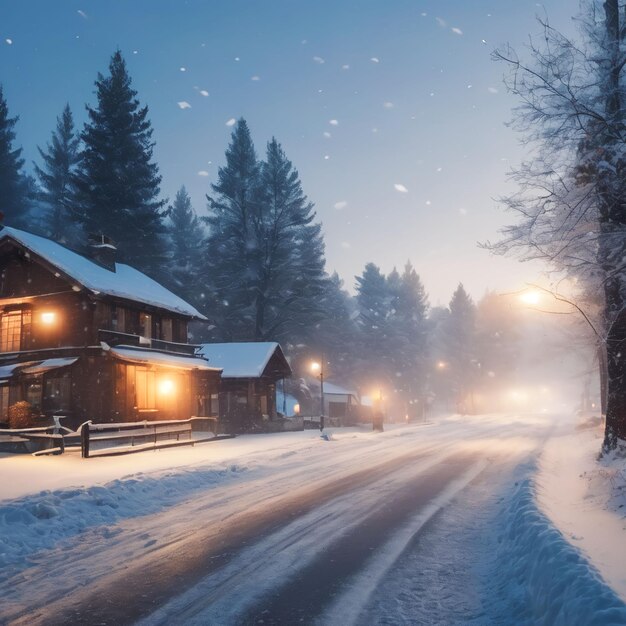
[98,329,199,355]
[80,416,220,458]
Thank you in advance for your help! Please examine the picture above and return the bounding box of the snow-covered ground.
[537,421,626,603]
[1,412,625,624]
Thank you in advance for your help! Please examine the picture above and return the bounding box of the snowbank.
[537,425,626,602]
[490,465,626,624]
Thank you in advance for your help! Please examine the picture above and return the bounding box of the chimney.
[87,233,117,271]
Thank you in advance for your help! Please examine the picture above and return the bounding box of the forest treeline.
[0,51,522,415]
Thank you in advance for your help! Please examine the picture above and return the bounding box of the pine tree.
[166,186,205,306]
[256,137,326,342]
[74,51,166,275]
[443,284,477,412]
[355,262,394,382]
[313,272,359,381]
[33,104,80,243]
[203,118,262,340]
[0,85,30,227]
[203,124,327,343]
[392,262,430,416]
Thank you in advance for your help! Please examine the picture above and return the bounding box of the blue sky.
[0,0,576,304]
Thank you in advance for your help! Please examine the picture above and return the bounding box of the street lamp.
[311,360,325,431]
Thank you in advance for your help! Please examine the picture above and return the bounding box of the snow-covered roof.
[20,357,78,374]
[197,342,291,378]
[107,345,220,371]
[0,226,206,320]
[323,382,359,398]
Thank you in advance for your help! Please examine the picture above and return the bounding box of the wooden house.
[0,226,221,430]
[198,342,291,432]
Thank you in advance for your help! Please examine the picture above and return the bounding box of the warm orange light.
[311,361,321,373]
[436,361,447,370]
[294,403,300,415]
[40,311,56,325]
[158,379,175,395]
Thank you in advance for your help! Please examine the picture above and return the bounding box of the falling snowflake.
[199,90,209,96]
[313,56,325,64]
[394,184,408,193]
[334,201,348,210]
[342,64,350,70]
[133,50,139,55]
[226,118,237,126]
[77,9,87,18]
[234,57,240,61]
[488,86,499,94]
[177,101,192,109]
[383,102,394,109]
[425,200,432,205]
[197,171,209,177]
[341,242,351,249]
[451,27,463,35]
[251,75,260,81]
[323,131,332,138]
[180,67,187,72]
[329,119,339,126]
[481,39,487,45]
[5,38,12,45]
[435,17,447,27]
[324,155,330,160]
[370,57,380,63]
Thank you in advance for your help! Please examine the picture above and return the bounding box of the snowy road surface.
[1,414,625,625]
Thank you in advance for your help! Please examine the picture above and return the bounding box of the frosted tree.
[0,85,31,227]
[490,0,626,450]
[33,104,80,243]
[74,51,166,275]
[441,284,477,413]
[166,186,205,306]
[203,122,327,343]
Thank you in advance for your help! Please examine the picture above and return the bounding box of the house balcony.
[97,329,199,356]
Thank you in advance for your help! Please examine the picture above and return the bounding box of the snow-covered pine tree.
[393,262,430,416]
[166,186,205,306]
[443,284,477,413]
[0,85,31,227]
[312,272,359,381]
[355,262,395,383]
[253,137,326,342]
[74,51,166,276]
[203,119,263,340]
[33,104,80,244]
[203,124,327,343]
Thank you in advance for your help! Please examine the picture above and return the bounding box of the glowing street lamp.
[311,360,325,431]
[519,289,541,306]
[436,361,448,370]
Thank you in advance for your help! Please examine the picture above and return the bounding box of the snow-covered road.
[1,413,624,625]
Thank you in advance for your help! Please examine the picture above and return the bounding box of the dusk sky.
[0,0,576,305]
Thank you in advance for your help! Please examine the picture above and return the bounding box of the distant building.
[321,382,360,425]
[198,342,292,432]
[0,226,220,429]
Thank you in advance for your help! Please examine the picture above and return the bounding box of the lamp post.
[311,360,325,431]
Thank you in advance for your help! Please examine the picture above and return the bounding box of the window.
[0,386,9,420]
[0,310,28,352]
[140,313,152,340]
[162,319,172,342]
[43,374,71,413]
[135,368,156,409]
[26,378,43,413]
